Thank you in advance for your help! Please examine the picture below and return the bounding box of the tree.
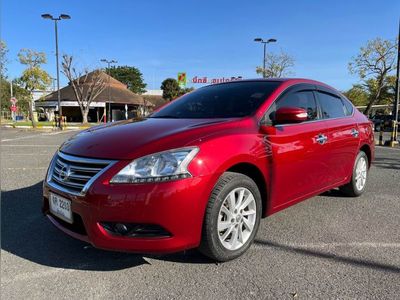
[0,78,30,113]
[256,50,295,78]
[161,78,180,101]
[349,37,397,115]
[62,54,106,124]
[0,40,8,78]
[18,49,51,128]
[106,65,146,94]
[178,87,195,96]
[343,84,369,106]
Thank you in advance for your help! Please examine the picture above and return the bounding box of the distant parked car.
[43,79,375,261]
[371,115,400,132]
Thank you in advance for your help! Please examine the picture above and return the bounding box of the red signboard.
[191,76,243,84]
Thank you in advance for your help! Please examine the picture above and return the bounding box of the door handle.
[316,134,328,145]
[351,129,359,137]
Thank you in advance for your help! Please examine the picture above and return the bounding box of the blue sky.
[2,0,399,91]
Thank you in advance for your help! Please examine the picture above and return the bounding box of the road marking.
[1,153,50,156]
[43,130,79,135]
[1,134,48,142]
[1,130,75,142]
[4,167,47,170]
[1,144,60,147]
[375,146,400,151]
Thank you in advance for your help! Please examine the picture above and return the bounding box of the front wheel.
[199,172,262,261]
[339,151,369,197]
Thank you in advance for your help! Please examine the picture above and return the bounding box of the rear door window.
[317,92,346,119]
[341,98,354,116]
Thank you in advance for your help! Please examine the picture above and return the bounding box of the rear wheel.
[339,151,368,197]
[199,172,262,261]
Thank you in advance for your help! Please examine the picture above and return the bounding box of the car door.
[261,84,331,211]
[315,87,360,186]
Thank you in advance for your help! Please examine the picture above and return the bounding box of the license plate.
[49,193,73,224]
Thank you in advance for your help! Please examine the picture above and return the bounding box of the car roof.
[210,78,333,88]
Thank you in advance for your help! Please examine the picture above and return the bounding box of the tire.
[339,151,369,197]
[199,172,262,261]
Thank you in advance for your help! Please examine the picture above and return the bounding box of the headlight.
[110,147,199,183]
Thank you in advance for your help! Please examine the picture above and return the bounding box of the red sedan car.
[43,79,374,261]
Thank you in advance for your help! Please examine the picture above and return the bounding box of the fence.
[1,111,27,122]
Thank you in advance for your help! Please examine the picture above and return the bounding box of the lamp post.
[254,37,277,78]
[390,19,400,146]
[41,13,70,128]
[100,59,117,122]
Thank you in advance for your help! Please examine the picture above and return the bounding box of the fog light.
[100,222,171,238]
[115,223,128,234]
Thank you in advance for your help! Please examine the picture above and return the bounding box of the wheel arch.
[226,162,268,217]
[359,144,372,168]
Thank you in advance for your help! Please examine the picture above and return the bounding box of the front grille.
[48,151,115,195]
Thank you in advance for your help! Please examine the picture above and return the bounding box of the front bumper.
[42,173,214,254]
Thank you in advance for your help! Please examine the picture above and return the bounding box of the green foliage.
[161,78,181,101]
[343,84,369,106]
[18,49,51,93]
[343,75,396,110]
[107,65,146,94]
[349,38,397,79]
[348,37,397,114]
[0,78,30,113]
[256,51,295,78]
[17,48,51,127]
[0,40,8,78]
[178,87,195,96]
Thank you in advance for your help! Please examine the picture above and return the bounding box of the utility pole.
[390,19,400,147]
[100,59,117,122]
[10,79,13,97]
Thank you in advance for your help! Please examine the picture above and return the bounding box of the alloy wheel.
[355,156,367,191]
[217,187,257,250]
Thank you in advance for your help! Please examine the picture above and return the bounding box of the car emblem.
[59,165,71,182]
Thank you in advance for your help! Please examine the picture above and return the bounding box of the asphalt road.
[1,128,399,299]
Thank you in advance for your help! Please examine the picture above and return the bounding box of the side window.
[341,98,354,116]
[263,90,317,124]
[317,92,346,119]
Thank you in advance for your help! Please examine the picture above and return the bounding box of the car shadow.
[1,182,212,271]
[372,157,400,171]
[319,189,345,198]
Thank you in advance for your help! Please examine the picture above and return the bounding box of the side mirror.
[274,107,308,125]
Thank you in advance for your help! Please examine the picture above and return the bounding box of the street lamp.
[41,13,71,128]
[390,19,400,146]
[100,59,118,122]
[254,37,277,78]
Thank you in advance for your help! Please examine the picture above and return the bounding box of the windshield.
[150,81,281,119]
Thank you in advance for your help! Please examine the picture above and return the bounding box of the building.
[35,71,154,122]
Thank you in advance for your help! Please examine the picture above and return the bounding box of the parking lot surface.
[1,128,399,299]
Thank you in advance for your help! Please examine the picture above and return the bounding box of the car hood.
[60,118,241,160]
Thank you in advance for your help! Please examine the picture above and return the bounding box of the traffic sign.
[177,72,187,87]
[10,97,17,104]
